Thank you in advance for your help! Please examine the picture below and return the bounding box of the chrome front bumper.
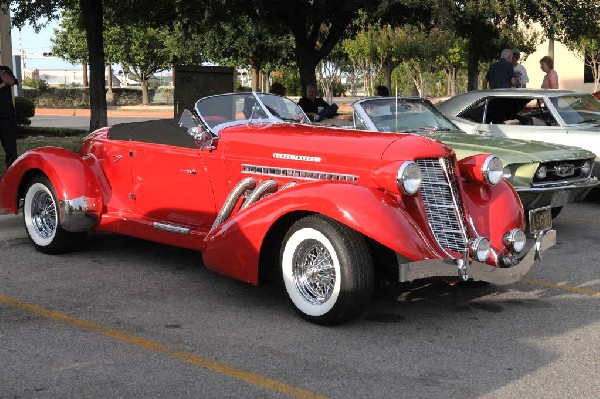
[518,177,600,210]
[397,229,557,285]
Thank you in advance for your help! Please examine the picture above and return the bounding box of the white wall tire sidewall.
[24,182,57,247]
[282,227,341,317]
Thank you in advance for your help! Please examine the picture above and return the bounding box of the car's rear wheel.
[281,215,374,325]
[23,175,86,254]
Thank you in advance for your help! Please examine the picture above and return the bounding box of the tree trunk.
[141,79,149,105]
[295,48,318,93]
[81,0,107,131]
[82,63,88,87]
[466,47,480,92]
[251,65,260,92]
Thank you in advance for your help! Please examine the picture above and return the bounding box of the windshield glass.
[550,94,600,125]
[358,97,460,133]
[257,93,310,123]
[195,92,309,133]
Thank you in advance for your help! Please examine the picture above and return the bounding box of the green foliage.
[15,96,35,125]
[156,86,174,103]
[22,77,49,91]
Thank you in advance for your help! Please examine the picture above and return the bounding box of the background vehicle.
[438,89,600,179]
[0,93,555,325]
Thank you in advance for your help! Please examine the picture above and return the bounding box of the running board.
[153,222,190,235]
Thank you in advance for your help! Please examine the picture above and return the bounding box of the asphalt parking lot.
[1,195,599,398]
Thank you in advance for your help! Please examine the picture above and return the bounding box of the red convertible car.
[0,92,556,325]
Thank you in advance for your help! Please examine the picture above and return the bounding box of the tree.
[261,0,366,90]
[6,0,107,131]
[198,10,293,92]
[51,9,89,86]
[104,25,172,104]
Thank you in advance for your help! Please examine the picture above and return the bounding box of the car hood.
[222,123,453,171]
[430,130,595,163]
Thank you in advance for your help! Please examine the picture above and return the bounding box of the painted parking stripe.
[0,294,327,399]
[558,215,600,223]
[520,278,600,297]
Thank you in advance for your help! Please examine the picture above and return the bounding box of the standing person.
[0,57,19,168]
[483,49,516,89]
[511,49,529,88]
[540,55,559,89]
[297,83,338,122]
[269,82,286,96]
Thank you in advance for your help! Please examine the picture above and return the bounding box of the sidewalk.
[35,105,174,118]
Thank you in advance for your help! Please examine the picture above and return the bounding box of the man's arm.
[0,66,17,87]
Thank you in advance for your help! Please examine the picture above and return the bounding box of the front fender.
[202,182,445,284]
[0,147,103,231]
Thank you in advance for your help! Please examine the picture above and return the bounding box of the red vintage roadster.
[0,92,556,325]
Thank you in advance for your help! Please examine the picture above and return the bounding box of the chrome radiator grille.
[416,158,468,253]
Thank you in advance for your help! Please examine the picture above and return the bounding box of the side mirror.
[178,109,216,150]
[194,130,216,151]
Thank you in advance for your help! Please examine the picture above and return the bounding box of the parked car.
[0,92,556,325]
[335,96,598,217]
[437,89,600,178]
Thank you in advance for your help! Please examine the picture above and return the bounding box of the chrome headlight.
[503,229,526,253]
[502,166,513,181]
[397,161,422,195]
[535,165,548,179]
[468,237,491,262]
[483,155,503,185]
[581,160,592,176]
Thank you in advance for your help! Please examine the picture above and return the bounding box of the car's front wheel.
[23,175,86,254]
[281,215,374,325]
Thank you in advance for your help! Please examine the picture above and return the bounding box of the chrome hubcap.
[293,239,335,305]
[31,190,57,239]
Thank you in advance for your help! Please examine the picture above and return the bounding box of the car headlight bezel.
[482,155,503,185]
[581,160,592,176]
[503,228,527,253]
[397,161,422,195]
[535,164,548,180]
[468,237,491,262]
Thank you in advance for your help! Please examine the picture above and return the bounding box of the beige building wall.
[521,37,596,93]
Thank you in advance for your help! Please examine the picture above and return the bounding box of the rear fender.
[202,182,443,284]
[0,147,103,231]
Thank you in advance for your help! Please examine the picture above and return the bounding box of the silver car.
[437,89,600,177]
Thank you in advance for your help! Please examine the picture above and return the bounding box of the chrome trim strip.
[526,177,600,190]
[242,164,358,182]
[153,222,190,235]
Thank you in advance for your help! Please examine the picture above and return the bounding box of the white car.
[437,89,600,177]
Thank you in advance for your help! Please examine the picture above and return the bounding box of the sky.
[11,20,78,71]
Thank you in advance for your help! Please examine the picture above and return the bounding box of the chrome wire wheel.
[24,181,59,247]
[23,175,87,254]
[30,189,57,240]
[281,215,374,325]
[292,239,336,305]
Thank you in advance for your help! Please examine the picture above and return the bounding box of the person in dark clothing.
[0,61,18,168]
[483,49,516,89]
[297,83,338,122]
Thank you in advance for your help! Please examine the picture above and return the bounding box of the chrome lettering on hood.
[273,153,322,163]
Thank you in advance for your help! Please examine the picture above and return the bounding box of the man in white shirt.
[512,49,529,88]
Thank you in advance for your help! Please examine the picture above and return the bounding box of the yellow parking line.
[520,278,600,297]
[557,215,600,223]
[0,294,327,399]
